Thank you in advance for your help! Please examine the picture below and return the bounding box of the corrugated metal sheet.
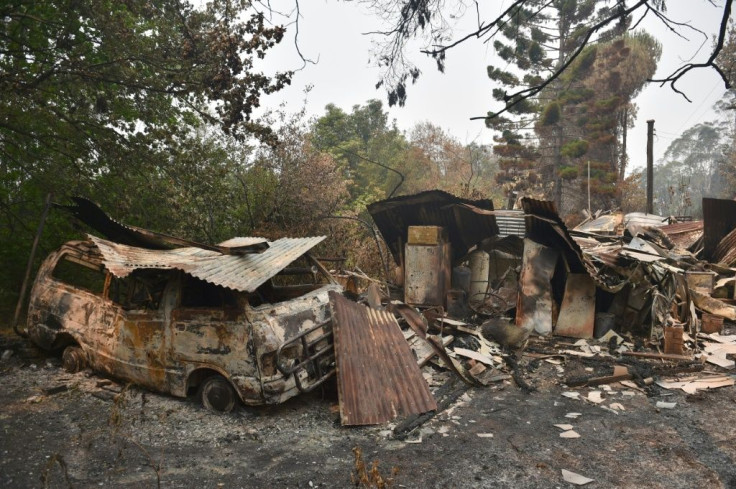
[714,227,736,265]
[495,210,526,237]
[584,246,625,268]
[624,212,668,229]
[659,221,703,250]
[521,198,626,293]
[703,198,736,261]
[367,190,499,264]
[58,196,269,253]
[574,212,624,234]
[88,234,325,292]
[329,291,436,426]
[572,236,606,250]
[521,198,586,273]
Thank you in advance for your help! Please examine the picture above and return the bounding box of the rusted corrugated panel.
[88,234,325,292]
[367,190,499,264]
[329,291,436,426]
[660,221,703,250]
[702,198,736,261]
[713,227,736,265]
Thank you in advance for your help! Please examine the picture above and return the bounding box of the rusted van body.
[26,236,341,411]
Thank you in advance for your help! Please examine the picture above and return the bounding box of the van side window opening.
[253,255,331,305]
[51,255,106,294]
[269,255,326,287]
[181,275,237,308]
[108,270,170,310]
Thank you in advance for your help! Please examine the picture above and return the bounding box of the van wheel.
[199,375,236,413]
[62,346,86,373]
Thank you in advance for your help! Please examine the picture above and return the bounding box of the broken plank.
[414,335,453,367]
[566,372,632,388]
[657,376,734,394]
[453,347,495,366]
[706,355,735,369]
[621,351,694,362]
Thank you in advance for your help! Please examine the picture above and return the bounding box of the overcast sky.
[259,1,730,171]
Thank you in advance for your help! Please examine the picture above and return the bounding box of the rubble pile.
[335,192,736,431]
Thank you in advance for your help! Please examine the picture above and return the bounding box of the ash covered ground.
[2,330,736,489]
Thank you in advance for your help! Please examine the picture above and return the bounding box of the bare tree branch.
[363,0,732,115]
[649,0,733,101]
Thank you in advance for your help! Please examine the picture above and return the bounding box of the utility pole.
[587,160,591,216]
[646,119,654,214]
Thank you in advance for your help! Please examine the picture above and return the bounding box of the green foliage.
[558,166,579,180]
[487,67,520,86]
[559,88,594,105]
[654,120,732,216]
[312,100,408,206]
[561,140,589,158]
[486,1,601,207]
[540,102,562,126]
[596,96,623,111]
[567,46,598,79]
[529,42,544,63]
[0,0,293,310]
[536,31,662,213]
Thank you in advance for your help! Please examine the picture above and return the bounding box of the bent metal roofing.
[88,234,325,292]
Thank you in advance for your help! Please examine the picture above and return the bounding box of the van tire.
[199,375,236,413]
[62,346,86,373]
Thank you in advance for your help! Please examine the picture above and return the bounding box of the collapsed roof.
[367,190,499,264]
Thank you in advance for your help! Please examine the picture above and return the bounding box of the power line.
[675,81,722,134]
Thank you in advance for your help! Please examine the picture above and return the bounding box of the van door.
[106,270,171,391]
[169,275,250,376]
[30,251,108,352]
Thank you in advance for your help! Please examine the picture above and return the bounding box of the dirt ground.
[3,329,736,489]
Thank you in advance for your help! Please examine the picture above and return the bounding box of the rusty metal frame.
[275,319,336,393]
